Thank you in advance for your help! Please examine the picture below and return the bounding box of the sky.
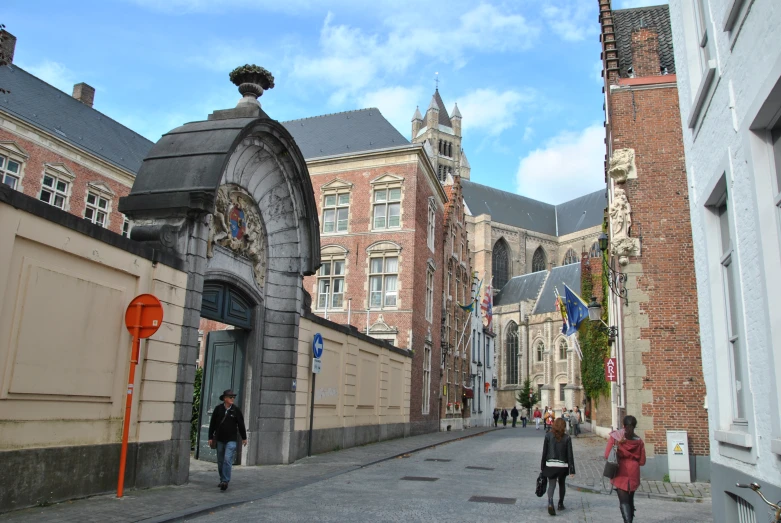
[2,0,666,204]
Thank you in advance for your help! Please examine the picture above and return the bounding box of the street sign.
[604,357,617,382]
[312,333,323,374]
[313,333,324,358]
[118,294,164,498]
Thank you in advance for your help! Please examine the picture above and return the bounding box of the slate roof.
[432,90,453,127]
[461,180,606,237]
[533,264,582,315]
[494,271,548,307]
[0,64,154,174]
[613,5,676,77]
[282,108,409,160]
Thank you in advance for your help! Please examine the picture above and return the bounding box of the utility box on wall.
[666,430,691,482]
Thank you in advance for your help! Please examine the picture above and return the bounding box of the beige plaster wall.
[0,203,187,450]
[295,318,411,432]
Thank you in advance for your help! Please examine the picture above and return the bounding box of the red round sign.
[124,294,164,339]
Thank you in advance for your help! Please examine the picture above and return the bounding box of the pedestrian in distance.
[541,418,576,516]
[544,407,554,433]
[533,407,542,430]
[564,409,572,435]
[521,411,528,428]
[511,406,519,427]
[493,408,500,427]
[501,408,509,426]
[605,415,646,523]
[572,407,581,437]
[208,389,248,492]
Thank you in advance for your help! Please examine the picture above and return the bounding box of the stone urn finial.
[229,65,275,107]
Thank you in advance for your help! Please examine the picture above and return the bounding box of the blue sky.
[2,0,666,204]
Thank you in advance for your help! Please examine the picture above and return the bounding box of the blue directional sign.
[312,333,324,359]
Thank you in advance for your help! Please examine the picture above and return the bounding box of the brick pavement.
[1,427,496,523]
[567,431,711,501]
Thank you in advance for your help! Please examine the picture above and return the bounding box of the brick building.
[598,1,709,480]
[668,0,781,516]
[297,108,447,435]
[0,32,152,236]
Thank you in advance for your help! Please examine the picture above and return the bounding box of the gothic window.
[558,339,568,360]
[506,322,519,385]
[536,340,544,362]
[563,248,579,265]
[492,239,510,291]
[589,242,601,258]
[532,246,547,273]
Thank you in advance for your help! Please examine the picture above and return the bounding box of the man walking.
[511,406,519,427]
[572,406,582,437]
[533,407,542,430]
[501,408,508,426]
[208,389,247,491]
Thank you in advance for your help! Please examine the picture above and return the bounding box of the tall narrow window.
[425,268,434,323]
[563,248,579,265]
[536,341,544,362]
[422,344,431,415]
[559,339,568,360]
[39,173,69,209]
[717,195,745,420]
[373,188,401,229]
[84,191,110,227]
[427,201,436,251]
[532,246,547,272]
[492,239,509,291]
[369,255,398,308]
[322,192,349,233]
[506,322,519,385]
[0,154,21,190]
[122,217,132,238]
[317,258,345,310]
[559,383,567,402]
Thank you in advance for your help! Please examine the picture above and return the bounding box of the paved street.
[187,427,712,523]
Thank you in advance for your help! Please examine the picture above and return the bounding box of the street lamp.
[598,233,628,305]
[587,296,618,343]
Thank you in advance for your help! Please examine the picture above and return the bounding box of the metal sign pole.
[307,371,316,457]
[117,304,142,498]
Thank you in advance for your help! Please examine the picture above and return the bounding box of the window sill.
[771,438,781,455]
[371,227,402,233]
[687,63,717,129]
[322,231,349,236]
[714,429,753,448]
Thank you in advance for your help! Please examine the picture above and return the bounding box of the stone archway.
[119,75,320,473]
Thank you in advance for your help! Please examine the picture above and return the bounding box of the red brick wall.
[1,128,131,235]
[301,156,444,433]
[608,83,709,456]
[631,28,661,78]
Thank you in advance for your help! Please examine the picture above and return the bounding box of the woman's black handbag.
[535,472,548,497]
[603,444,619,479]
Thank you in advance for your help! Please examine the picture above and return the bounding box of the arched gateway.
[119,66,320,471]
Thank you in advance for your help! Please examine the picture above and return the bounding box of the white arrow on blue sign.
[312,333,324,359]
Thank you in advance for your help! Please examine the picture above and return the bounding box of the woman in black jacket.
[540,418,575,516]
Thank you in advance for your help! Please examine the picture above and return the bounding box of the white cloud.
[359,86,424,137]
[456,88,534,137]
[22,60,77,93]
[292,6,539,107]
[541,1,599,42]
[615,0,668,8]
[515,124,605,204]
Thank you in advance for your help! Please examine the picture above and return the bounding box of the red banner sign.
[605,357,617,382]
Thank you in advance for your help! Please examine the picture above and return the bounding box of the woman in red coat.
[604,415,646,523]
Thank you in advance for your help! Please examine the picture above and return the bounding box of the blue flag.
[563,285,589,336]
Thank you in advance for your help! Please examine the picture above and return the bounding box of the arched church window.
[492,239,510,291]
[506,322,519,385]
[563,248,579,265]
[589,242,601,258]
[536,340,545,362]
[532,246,547,273]
[559,339,568,360]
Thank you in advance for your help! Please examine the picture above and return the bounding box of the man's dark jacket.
[208,403,247,443]
[511,407,519,419]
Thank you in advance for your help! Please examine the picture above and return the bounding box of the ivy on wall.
[578,249,611,405]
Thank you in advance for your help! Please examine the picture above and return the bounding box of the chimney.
[630,27,661,77]
[0,30,16,65]
[72,82,95,107]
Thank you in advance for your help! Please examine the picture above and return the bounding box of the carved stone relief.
[608,148,637,183]
[207,184,268,289]
[609,188,640,265]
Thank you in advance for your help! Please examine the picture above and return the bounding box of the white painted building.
[668,0,781,520]
[469,309,495,427]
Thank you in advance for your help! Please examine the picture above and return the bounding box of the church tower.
[411,88,470,181]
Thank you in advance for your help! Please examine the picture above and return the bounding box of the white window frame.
[368,251,399,310]
[322,191,350,234]
[422,344,431,415]
[39,164,75,210]
[371,185,402,230]
[682,0,718,128]
[84,190,111,227]
[427,198,436,252]
[317,256,346,311]
[0,141,29,191]
[122,216,132,238]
